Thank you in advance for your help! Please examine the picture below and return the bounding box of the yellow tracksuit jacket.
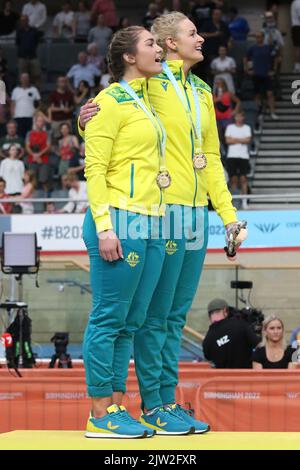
[148,60,237,225]
[84,78,165,233]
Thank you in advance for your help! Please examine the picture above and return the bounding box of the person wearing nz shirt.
[202,298,260,368]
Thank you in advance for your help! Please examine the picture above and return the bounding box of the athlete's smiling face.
[126,29,163,78]
[169,18,205,65]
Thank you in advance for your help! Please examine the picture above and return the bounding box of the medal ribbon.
[162,62,202,151]
[119,79,167,171]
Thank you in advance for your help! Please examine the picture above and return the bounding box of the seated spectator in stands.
[0,177,11,214]
[91,0,117,29]
[142,3,160,30]
[25,114,51,192]
[87,42,103,70]
[48,76,74,140]
[211,45,236,93]
[228,7,250,42]
[16,15,41,87]
[53,2,75,41]
[213,78,240,149]
[291,0,300,73]
[191,0,216,31]
[263,11,284,74]
[74,80,94,115]
[253,316,297,369]
[202,298,260,368]
[200,8,230,58]
[44,201,56,214]
[99,60,111,89]
[245,32,278,120]
[58,122,79,176]
[67,52,101,92]
[59,174,88,214]
[74,1,91,42]
[118,16,130,30]
[22,0,47,35]
[17,169,36,214]
[11,73,41,139]
[290,325,300,349]
[68,141,85,181]
[0,1,19,42]
[0,120,24,160]
[225,111,251,210]
[88,13,113,58]
[0,144,24,195]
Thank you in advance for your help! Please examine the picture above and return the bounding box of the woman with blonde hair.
[253,316,297,369]
[79,11,248,434]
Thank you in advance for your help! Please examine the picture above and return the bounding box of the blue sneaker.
[140,405,194,435]
[168,404,210,434]
[85,404,148,439]
[119,406,155,438]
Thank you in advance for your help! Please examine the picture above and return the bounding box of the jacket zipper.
[130,163,134,198]
[180,70,198,207]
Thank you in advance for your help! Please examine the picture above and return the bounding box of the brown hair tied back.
[107,26,145,83]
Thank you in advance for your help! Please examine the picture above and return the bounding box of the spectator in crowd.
[142,3,160,30]
[0,47,8,90]
[0,176,11,214]
[22,0,47,35]
[51,173,70,210]
[202,298,260,368]
[74,1,91,42]
[10,73,41,139]
[53,2,76,41]
[263,11,284,74]
[0,143,24,195]
[0,1,19,42]
[25,113,51,192]
[57,122,79,176]
[74,80,93,115]
[225,111,252,210]
[211,45,236,93]
[245,32,278,119]
[67,52,101,91]
[228,7,250,42]
[17,169,36,214]
[91,0,117,29]
[88,13,113,57]
[68,141,85,181]
[44,201,56,213]
[0,120,24,160]
[59,173,88,213]
[16,14,41,86]
[48,76,74,139]
[213,78,240,150]
[291,0,300,73]
[0,100,8,138]
[155,0,169,15]
[99,60,111,89]
[200,8,230,59]
[290,325,300,349]
[253,316,297,369]
[191,0,216,31]
[87,42,103,69]
[117,16,130,30]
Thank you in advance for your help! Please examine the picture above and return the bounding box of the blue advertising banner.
[208,210,300,249]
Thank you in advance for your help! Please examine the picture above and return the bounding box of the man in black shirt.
[202,298,260,368]
[16,14,41,87]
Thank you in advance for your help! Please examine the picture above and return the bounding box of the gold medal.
[193,153,207,170]
[157,171,171,189]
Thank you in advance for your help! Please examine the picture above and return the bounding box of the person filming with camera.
[202,298,260,368]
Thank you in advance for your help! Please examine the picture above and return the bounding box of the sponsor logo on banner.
[254,223,280,234]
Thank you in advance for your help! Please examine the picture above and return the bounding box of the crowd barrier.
[0,364,299,433]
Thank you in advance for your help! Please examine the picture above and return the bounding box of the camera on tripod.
[48,332,72,369]
[230,281,264,335]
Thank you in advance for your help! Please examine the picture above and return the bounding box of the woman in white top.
[0,144,25,195]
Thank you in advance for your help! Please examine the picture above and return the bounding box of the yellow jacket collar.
[126,77,147,93]
[165,60,184,74]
